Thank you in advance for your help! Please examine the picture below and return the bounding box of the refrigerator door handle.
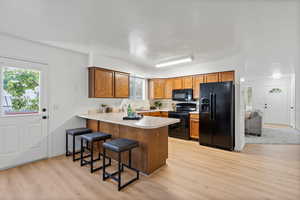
[213,93,217,120]
[210,93,213,120]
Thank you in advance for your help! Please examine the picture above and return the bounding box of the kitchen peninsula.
[77,113,179,174]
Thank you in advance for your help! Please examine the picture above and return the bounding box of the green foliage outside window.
[3,68,40,112]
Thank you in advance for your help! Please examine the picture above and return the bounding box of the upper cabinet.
[192,74,205,99]
[204,73,219,83]
[172,78,183,90]
[164,78,173,99]
[89,67,114,98]
[88,67,129,98]
[149,79,165,99]
[182,76,193,89]
[114,72,130,98]
[219,71,235,82]
[148,71,235,100]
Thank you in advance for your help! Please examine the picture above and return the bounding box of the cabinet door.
[140,112,151,116]
[164,78,173,99]
[154,79,165,99]
[205,73,219,83]
[151,112,161,117]
[94,68,114,97]
[114,72,129,98]
[161,111,169,118]
[172,78,183,90]
[219,71,235,82]
[192,75,205,99]
[149,80,154,99]
[182,76,193,89]
[190,118,199,139]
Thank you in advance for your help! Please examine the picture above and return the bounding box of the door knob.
[42,116,47,119]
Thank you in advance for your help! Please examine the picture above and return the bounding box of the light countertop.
[136,109,172,113]
[77,112,180,129]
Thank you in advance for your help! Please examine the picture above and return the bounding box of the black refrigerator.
[199,81,235,151]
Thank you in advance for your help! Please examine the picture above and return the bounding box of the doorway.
[244,76,299,144]
[263,86,290,126]
[0,58,48,170]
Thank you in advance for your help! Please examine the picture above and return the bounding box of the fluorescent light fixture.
[240,77,245,82]
[272,73,282,79]
[156,57,193,68]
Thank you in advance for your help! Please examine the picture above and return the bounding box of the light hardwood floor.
[1,138,299,200]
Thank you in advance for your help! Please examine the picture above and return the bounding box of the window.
[1,66,40,115]
[130,76,146,100]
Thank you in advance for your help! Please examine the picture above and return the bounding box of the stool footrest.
[103,161,139,191]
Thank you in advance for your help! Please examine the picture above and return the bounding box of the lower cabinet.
[140,111,169,117]
[189,114,199,139]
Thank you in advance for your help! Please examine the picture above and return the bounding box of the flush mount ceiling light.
[155,56,193,68]
[272,72,282,79]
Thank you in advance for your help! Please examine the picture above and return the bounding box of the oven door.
[168,112,190,140]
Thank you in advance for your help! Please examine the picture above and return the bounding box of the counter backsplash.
[149,99,199,111]
[87,99,199,114]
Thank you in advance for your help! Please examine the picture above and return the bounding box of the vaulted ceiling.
[0,0,299,77]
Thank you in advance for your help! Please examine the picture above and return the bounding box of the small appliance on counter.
[199,81,235,151]
[168,103,197,140]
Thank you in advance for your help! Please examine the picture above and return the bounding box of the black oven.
[168,103,197,140]
[168,112,190,140]
[172,89,193,101]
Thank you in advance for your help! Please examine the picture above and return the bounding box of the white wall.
[296,65,300,130]
[0,34,123,157]
[90,52,152,78]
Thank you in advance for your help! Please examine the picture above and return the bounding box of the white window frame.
[130,76,146,100]
[0,62,42,117]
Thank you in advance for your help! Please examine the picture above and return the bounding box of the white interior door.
[264,86,290,125]
[0,59,48,170]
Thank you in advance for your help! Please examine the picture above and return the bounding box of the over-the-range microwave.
[172,89,193,101]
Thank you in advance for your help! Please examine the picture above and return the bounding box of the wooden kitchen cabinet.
[114,72,129,98]
[150,111,161,117]
[205,73,219,83]
[89,67,130,98]
[140,111,168,118]
[153,79,165,99]
[89,67,114,98]
[219,71,235,82]
[192,74,205,99]
[149,79,165,99]
[182,76,193,89]
[172,77,183,90]
[86,119,99,132]
[190,113,199,139]
[161,111,169,118]
[148,70,235,99]
[164,78,173,99]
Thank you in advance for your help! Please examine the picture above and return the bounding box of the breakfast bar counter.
[77,113,179,175]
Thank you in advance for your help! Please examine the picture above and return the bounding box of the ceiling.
[0,0,299,77]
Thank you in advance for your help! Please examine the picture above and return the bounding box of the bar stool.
[80,132,112,173]
[66,128,92,161]
[102,138,140,191]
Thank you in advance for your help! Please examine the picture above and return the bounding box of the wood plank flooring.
[0,138,299,200]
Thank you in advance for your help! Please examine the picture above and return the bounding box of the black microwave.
[172,89,193,101]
